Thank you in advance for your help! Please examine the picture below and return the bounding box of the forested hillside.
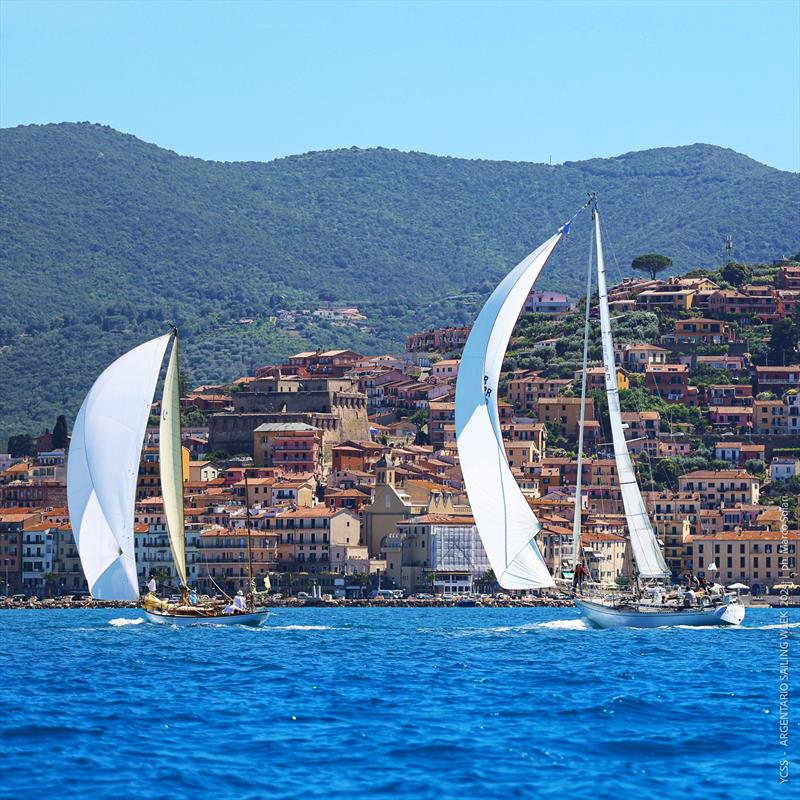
[1,122,798,443]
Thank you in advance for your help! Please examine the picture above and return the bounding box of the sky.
[1,0,798,171]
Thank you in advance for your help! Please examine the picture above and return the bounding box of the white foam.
[533,618,590,630]
[269,624,335,631]
[481,619,589,633]
[108,617,144,627]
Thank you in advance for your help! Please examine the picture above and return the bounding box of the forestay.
[594,211,670,579]
[456,233,561,589]
[159,334,187,588]
[67,334,172,599]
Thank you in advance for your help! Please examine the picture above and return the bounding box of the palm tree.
[153,567,171,593]
[42,572,58,598]
[479,569,499,595]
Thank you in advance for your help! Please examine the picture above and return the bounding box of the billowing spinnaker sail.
[67,334,172,599]
[456,233,562,589]
[159,334,187,588]
[594,212,670,579]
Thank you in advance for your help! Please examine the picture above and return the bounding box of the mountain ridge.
[5,122,792,174]
[1,122,798,444]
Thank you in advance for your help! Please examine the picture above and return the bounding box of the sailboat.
[455,198,745,628]
[67,330,269,626]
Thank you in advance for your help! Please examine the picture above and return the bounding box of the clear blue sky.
[1,0,798,171]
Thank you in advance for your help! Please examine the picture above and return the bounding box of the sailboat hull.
[575,598,745,629]
[142,609,270,627]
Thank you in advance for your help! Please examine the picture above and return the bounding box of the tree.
[744,459,766,478]
[631,253,672,280]
[767,318,800,366]
[52,415,69,449]
[720,260,753,288]
[7,434,35,458]
[42,572,58,598]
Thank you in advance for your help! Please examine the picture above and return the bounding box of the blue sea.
[0,607,796,800]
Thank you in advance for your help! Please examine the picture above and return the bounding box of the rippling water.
[1,607,796,799]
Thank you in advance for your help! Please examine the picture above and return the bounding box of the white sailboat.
[455,198,744,628]
[67,330,268,626]
[574,202,744,627]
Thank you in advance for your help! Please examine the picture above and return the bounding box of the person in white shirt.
[147,577,157,594]
[233,590,246,611]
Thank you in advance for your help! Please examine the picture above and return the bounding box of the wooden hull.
[575,598,745,629]
[142,608,269,627]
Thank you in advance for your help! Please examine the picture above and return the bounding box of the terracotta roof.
[680,469,754,479]
[695,529,799,540]
[277,507,337,518]
[4,463,30,473]
[0,511,38,523]
[581,532,626,542]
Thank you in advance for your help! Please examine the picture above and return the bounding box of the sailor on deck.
[147,577,157,594]
[233,590,246,611]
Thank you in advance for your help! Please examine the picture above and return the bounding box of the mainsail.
[594,210,670,579]
[456,233,562,589]
[67,334,172,599]
[159,333,187,588]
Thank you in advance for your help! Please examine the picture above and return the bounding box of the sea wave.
[108,617,144,627]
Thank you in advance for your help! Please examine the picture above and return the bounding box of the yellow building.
[686,529,799,588]
[137,445,190,500]
[752,399,786,435]
[577,366,629,392]
[581,532,629,586]
[535,397,595,438]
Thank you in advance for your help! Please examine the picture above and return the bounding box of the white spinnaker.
[594,212,670,579]
[67,334,171,599]
[456,233,561,589]
[159,335,187,588]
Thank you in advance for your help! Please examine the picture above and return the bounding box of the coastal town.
[2,259,799,604]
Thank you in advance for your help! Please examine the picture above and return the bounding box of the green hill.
[1,122,798,445]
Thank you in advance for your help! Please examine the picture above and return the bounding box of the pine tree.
[52,415,69,449]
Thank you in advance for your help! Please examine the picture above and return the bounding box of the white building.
[21,524,56,594]
[385,515,489,594]
[770,457,800,482]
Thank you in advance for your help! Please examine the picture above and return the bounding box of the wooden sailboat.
[454,198,744,628]
[67,329,268,626]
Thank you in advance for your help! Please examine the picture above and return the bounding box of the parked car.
[296,592,311,600]
[415,593,434,600]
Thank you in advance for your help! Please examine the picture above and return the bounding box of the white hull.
[575,598,745,629]
[143,608,269,627]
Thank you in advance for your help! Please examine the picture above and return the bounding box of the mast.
[593,206,671,582]
[243,471,256,611]
[572,199,595,572]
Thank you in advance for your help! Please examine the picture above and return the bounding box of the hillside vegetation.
[1,122,798,443]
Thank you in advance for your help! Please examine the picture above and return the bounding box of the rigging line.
[573,213,595,570]
[598,209,673,496]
